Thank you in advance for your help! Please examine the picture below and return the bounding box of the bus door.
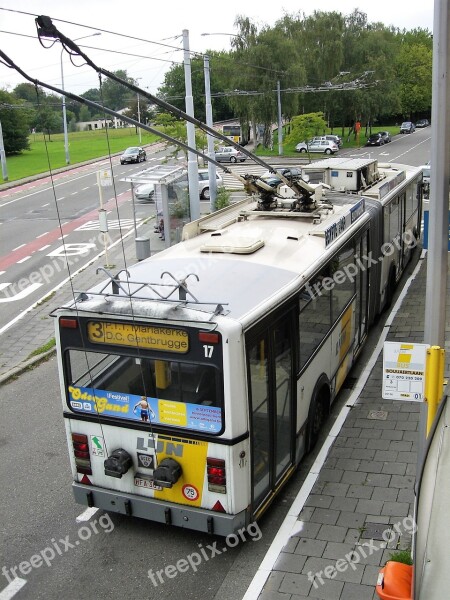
[354,231,369,348]
[246,311,296,510]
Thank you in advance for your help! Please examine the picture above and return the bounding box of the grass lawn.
[2,128,161,183]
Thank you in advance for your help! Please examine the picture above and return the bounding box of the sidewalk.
[253,248,449,600]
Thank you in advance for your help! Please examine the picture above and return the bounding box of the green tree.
[79,106,92,124]
[395,35,432,118]
[99,70,135,111]
[155,9,432,137]
[13,83,41,104]
[154,112,207,162]
[35,104,60,140]
[0,89,34,153]
[284,112,327,146]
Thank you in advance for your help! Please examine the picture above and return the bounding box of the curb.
[0,346,56,386]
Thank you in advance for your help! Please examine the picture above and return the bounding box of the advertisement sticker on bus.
[68,386,222,432]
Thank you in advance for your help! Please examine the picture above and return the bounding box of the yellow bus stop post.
[424,346,446,436]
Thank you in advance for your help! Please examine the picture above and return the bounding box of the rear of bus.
[55,306,250,536]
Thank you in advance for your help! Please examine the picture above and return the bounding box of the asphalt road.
[0,356,310,600]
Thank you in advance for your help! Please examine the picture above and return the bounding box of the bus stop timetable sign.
[382,342,429,401]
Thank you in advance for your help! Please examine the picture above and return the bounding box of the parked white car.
[295,139,339,154]
[134,169,223,201]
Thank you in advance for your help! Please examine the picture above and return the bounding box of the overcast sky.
[0,0,434,100]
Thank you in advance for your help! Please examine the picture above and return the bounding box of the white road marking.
[17,256,31,264]
[39,244,51,251]
[0,283,43,303]
[37,232,50,238]
[0,578,27,600]
[76,507,99,523]
[12,244,26,251]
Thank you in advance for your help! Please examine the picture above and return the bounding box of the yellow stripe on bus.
[154,439,208,507]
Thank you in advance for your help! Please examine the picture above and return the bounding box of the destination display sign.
[324,199,365,247]
[87,321,189,353]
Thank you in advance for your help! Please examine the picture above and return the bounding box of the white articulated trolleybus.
[54,159,423,535]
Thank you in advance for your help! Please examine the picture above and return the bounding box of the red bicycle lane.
[0,192,130,272]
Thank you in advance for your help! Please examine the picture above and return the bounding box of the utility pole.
[424,0,450,347]
[183,29,200,221]
[204,55,217,211]
[0,119,8,181]
[277,80,283,156]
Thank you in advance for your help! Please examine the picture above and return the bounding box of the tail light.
[207,457,226,494]
[72,433,92,475]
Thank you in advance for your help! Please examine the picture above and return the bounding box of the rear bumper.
[73,482,248,536]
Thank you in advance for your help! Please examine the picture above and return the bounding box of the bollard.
[424,346,446,436]
[135,237,150,261]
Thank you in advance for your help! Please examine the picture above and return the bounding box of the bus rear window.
[65,350,223,433]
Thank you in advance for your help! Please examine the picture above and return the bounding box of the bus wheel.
[307,385,329,452]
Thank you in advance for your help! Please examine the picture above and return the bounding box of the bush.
[215,187,231,210]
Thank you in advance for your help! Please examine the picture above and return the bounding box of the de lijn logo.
[137,436,183,457]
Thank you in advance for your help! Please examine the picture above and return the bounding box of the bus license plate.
[134,477,162,491]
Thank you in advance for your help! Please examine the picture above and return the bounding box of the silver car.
[295,139,339,154]
[198,169,224,199]
[214,146,246,163]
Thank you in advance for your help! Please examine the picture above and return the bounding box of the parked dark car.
[416,119,430,128]
[400,122,415,134]
[260,167,303,190]
[120,147,147,164]
[366,132,386,146]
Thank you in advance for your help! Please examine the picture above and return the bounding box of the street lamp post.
[60,33,101,165]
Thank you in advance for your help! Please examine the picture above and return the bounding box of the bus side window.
[299,270,332,369]
[330,244,356,321]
